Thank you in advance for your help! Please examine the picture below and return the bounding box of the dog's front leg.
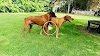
[56,27,59,39]
[28,24,33,35]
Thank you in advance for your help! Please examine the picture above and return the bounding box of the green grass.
[0,12,100,56]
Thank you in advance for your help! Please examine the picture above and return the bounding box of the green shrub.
[0,1,50,13]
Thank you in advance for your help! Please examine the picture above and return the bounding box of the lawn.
[0,12,100,56]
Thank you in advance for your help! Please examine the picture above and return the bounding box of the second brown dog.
[50,15,74,38]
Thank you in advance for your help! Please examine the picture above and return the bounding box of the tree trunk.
[68,2,71,13]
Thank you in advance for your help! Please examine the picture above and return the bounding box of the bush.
[0,1,50,13]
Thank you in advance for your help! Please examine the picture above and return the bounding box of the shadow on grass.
[58,23,82,36]
[46,22,84,39]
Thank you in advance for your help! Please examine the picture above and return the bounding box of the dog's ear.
[48,11,56,17]
[64,16,68,21]
[51,12,56,17]
[64,16,66,19]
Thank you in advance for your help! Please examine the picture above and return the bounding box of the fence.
[71,10,95,16]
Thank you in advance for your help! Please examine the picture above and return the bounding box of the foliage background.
[0,0,51,13]
[0,0,100,13]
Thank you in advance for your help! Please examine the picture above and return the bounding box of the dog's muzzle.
[68,20,72,22]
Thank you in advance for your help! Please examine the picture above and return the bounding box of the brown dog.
[21,11,56,38]
[50,15,74,38]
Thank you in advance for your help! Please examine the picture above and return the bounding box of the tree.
[90,0,100,11]
[49,0,57,11]
[49,0,74,13]
[66,0,73,13]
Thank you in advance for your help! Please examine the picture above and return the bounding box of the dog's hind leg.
[28,24,33,34]
[21,22,29,38]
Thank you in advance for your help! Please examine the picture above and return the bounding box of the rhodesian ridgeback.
[21,11,56,38]
[50,15,74,38]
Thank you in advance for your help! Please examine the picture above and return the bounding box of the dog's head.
[64,15,74,22]
[48,11,56,17]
